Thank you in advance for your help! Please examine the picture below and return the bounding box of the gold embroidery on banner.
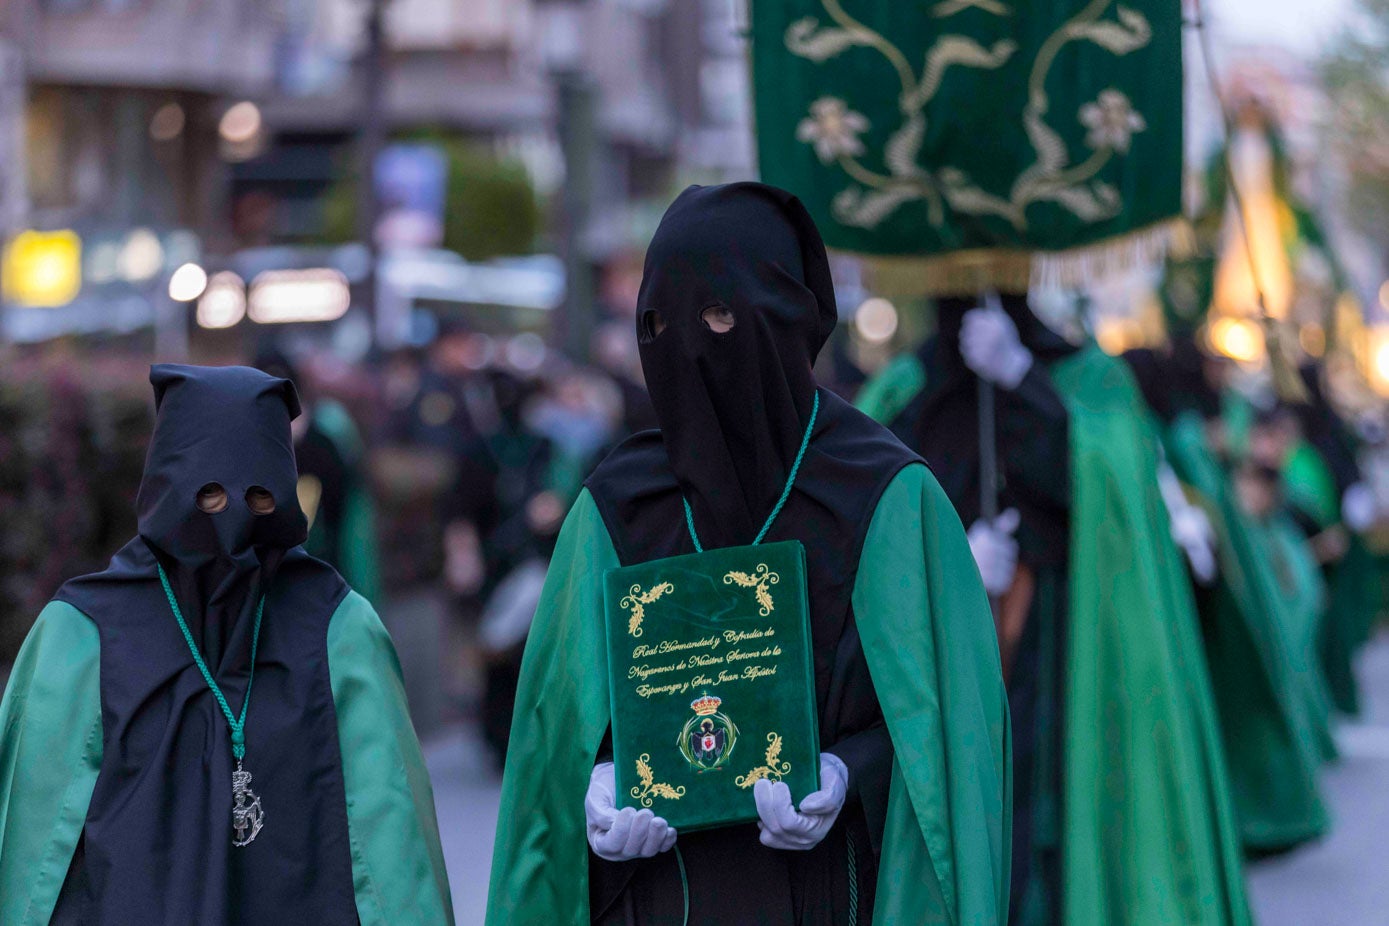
[622,582,674,637]
[736,733,794,789]
[631,753,686,807]
[723,564,780,616]
[785,0,1152,231]
[931,0,1010,17]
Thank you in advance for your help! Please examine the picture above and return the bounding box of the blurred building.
[0,0,285,342]
[236,0,753,255]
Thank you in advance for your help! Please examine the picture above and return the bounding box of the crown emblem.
[690,693,723,716]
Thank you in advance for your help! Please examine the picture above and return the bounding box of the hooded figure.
[861,300,1251,926]
[487,182,1010,925]
[1123,346,1331,852]
[0,365,453,925]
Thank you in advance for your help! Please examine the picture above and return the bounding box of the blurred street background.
[4,0,1389,922]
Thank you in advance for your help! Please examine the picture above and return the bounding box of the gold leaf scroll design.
[931,0,1010,16]
[632,753,686,807]
[723,564,779,617]
[621,581,674,637]
[785,0,1152,232]
[736,733,793,789]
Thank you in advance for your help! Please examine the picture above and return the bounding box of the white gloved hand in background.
[961,306,1034,390]
[586,761,677,861]
[754,753,848,851]
[1157,463,1218,585]
[1343,482,1377,532]
[967,508,1021,596]
[1169,503,1218,585]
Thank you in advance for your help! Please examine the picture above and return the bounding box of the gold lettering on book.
[632,753,686,806]
[736,733,793,789]
[622,582,675,637]
[724,564,779,616]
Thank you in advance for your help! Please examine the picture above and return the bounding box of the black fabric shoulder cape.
[52,540,359,926]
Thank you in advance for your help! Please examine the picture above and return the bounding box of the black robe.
[891,294,1074,926]
[48,365,360,925]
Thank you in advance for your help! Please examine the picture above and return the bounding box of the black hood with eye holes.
[135,364,309,664]
[51,365,358,925]
[585,182,921,916]
[634,182,838,547]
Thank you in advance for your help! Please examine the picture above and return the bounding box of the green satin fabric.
[854,353,926,427]
[0,594,451,926]
[1260,516,1335,761]
[0,602,103,926]
[308,400,384,606]
[1165,413,1330,850]
[1048,348,1249,926]
[1282,438,1380,715]
[487,470,1012,925]
[1322,536,1378,715]
[327,591,455,925]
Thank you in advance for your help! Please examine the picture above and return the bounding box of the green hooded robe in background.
[1283,439,1380,716]
[486,463,1011,925]
[301,397,384,606]
[1044,347,1250,925]
[861,342,1249,924]
[1165,413,1330,850]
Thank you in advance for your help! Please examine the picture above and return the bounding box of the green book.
[603,540,820,832]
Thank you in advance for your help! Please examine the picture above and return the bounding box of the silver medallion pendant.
[231,759,265,847]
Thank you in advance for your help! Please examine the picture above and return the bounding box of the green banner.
[751,0,1183,263]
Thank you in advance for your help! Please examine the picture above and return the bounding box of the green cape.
[486,465,1011,925]
[1262,512,1334,759]
[1046,347,1249,925]
[1282,438,1379,715]
[1164,413,1330,849]
[0,592,453,925]
[306,399,384,606]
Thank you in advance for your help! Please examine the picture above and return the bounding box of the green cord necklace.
[682,389,820,553]
[157,563,267,847]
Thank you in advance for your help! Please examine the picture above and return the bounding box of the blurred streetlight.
[854,297,899,344]
[1,229,81,307]
[248,268,351,324]
[219,102,262,145]
[197,271,247,330]
[1207,316,1265,365]
[168,262,208,302]
[150,102,186,142]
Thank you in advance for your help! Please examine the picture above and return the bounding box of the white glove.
[754,753,848,851]
[586,762,677,861]
[1343,482,1377,532]
[1157,464,1218,585]
[960,307,1033,389]
[967,509,1021,596]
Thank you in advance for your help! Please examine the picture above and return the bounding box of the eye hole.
[639,309,667,343]
[245,486,276,515]
[700,304,736,334]
[196,483,229,514]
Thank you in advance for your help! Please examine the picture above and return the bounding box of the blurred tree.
[1322,0,1389,243]
[323,132,541,260]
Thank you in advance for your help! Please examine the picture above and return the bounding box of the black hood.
[137,364,307,665]
[636,182,837,548]
[52,365,358,923]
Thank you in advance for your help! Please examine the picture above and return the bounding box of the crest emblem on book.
[678,693,740,771]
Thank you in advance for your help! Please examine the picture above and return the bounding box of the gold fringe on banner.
[859,219,1185,299]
